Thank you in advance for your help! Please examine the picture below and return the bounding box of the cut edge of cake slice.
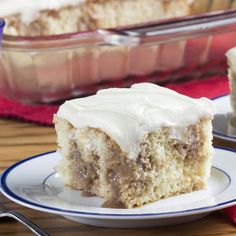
[226,47,236,119]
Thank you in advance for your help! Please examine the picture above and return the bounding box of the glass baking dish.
[1,8,236,103]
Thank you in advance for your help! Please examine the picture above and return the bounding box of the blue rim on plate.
[212,94,236,141]
[211,94,229,101]
[0,18,5,29]
[0,147,236,218]
[0,18,5,45]
[0,18,5,35]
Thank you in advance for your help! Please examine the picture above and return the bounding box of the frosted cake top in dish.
[0,0,85,23]
[56,83,214,159]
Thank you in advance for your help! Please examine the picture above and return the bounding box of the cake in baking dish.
[226,48,236,118]
[54,83,214,208]
[191,0,234,14]
[1,0,192,36]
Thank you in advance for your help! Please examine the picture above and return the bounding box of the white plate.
[1,148,236,228]
[212,94,236,142]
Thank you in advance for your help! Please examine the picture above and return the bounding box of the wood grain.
[0,118,235,236]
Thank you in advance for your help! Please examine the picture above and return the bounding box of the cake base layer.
[226,48,236,119]
[55,117,213,208]
[228,68,236,119]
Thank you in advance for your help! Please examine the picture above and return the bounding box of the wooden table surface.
[0,118,235,236]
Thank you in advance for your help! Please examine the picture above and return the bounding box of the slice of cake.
[226,48,236,118]
[1,0,191,36]
[54,83,214,208]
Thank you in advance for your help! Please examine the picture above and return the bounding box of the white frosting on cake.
[56,83,214,160]
[0,0,85,24]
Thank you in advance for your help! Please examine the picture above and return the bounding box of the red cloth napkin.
[0,97,58,125]
[224,207,236,223]
[0,73,236,224]
[0,74,230,125]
